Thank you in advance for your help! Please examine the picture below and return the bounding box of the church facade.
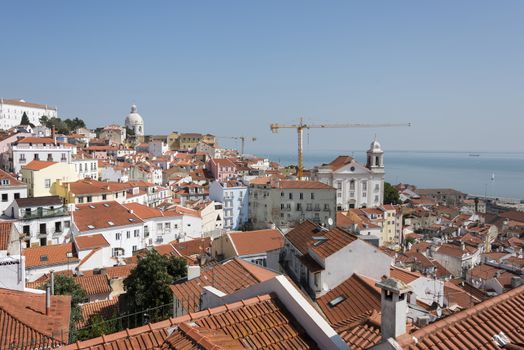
[312,138,385,210]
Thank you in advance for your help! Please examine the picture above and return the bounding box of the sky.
[1,1,523,154]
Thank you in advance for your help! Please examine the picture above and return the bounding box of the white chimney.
[376,278,412,341]
[45,284,51,315]
[187,265,201,281]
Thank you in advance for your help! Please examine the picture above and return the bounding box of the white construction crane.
[217,136,257,155]
[270,118,411,179]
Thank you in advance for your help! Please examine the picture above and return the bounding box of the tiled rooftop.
[170,259,277,313]
[397,284,524,350]
[0,222,12,251]
[61,294,318,350]
[73,201,143,232]
[0,288,71,349]
[74,234,110,250]
[75,274,111,296]
[23,242,78,269]
[228,229,284,256]
[78,299,119,329]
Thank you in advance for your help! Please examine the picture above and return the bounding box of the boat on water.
[469,153,480,157]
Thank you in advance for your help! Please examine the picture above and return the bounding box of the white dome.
[125,104,144,127]
[369,138,383,152]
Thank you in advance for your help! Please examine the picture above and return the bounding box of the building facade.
[0,98,57,130]
[209,180,248,230]
[312,139,385,210]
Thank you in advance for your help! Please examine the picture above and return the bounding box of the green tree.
[384,182,401,205]
[123,250,187,325]
[20,112,31,126]
[77,313,119,340]
[42,274,87,342]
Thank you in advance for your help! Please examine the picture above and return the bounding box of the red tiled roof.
[326,155,354,171]
[74,274,111,296]
[123,202,164,219]
[73,201,143,232]
[172,237,211,258]
[389,266,421,284]
[61,294,317,350]
[74,234,110,250]
[397,284,524,349]
[0,288,71,349]
[334,310,382,350]
[79,299,119,328]
[66,179,129,195]
[22,160,57,171]
[23,243,78,268]
[17,137,56,144]
[170,259,276,313]
[0,222,12,251]
[0,169,25,187]
[317,274,381,325]
[228,229,284,256]
[286,220,357,258]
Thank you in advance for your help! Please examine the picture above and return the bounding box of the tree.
[42,274,87,342]
[20,112,31,126]
[384,182,401,205]
[77,312,119,340]
[123,250,187,326]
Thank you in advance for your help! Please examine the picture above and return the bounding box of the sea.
[257,150,524,201]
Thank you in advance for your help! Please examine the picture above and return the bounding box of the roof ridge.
[0,304,63,343]
[397,283,524,346]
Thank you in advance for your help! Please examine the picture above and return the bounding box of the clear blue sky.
[2,1,523,153]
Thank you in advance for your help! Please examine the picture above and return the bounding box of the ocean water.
[259,150,524,200]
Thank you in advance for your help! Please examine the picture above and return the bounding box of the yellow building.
[21,160,79,197]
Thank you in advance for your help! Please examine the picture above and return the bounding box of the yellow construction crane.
[270,118,411,179]
[217,136,257,155]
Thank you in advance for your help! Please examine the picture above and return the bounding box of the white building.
[11,137,74,173]
[312,139,385,210]
[6,196,72,247]
[248,177,336,229]
[72,156,98,179]
[124,104,144,137]
[209,180,248,231]
[0,169,27,216]
[0,98,57,130]
[71,201,145,259]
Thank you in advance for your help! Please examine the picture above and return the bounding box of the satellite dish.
[327,218,334,227]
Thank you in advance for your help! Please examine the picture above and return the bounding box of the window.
[289,193,293,200]
[337,182,342,190]
[112,248,123,257]
[311,193,315,200]
[132,245,137,252]
[87,196,92,203]
[102,194,107,200]
[165,223,171,232]
[362,181,367,191]
[64,221,70,228]
[350,180,355,191]
[1,194,7,202]
[44,179,51,188]
[34,154,39,160]
[78,197,84,203]
[14,193,20,199]
[47,154,52,161]
[337,192,341,198]
[306,203,312,211]
[324,204,330,211]
[300,193,304,200]
[134,230,139,237]
[296,203,302,211]
[115,232,121,240]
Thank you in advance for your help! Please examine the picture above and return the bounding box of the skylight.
[108,221,115,226]
[103,203,110,207]
[313,236,328,247]
[89,205,96,209]
[87,225,95,229]
[40,255,48,262]
[328,295,346,307]
[128,218,135,222]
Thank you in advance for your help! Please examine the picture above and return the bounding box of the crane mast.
[270,118,411,179]
[217,135,257,155]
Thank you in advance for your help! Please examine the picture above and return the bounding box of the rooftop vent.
[103,203,110,207]
[87,225,95,229]
[40,255,48,262]
[108,221,115,226]
[89,205,96,209]
[328,295,346,307]
[129,218,135,222]
[313,236,328,246]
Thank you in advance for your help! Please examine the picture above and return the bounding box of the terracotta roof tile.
[23,243,78,268]
[397,284,524,350]
[73,201,143,232]
[22,160,57,171]
[74,274,111,296]
[228,229,284,256]
[317,274,381,325]
[0,222,12,251]
[0,288,71,349]
[78,299,119,329]
[170,259,276,313]
[74,234,110,250]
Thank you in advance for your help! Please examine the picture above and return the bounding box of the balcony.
[22,207,69,220]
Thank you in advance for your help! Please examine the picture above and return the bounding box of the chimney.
[45,284,51,315]
[51,126,56,145]
[376,278,412,341]
[50,270,55,295]
[187,265,201,281]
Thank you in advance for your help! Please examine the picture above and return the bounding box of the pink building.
[207,158,237,182]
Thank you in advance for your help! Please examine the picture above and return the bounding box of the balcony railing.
[22,207,69,220]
